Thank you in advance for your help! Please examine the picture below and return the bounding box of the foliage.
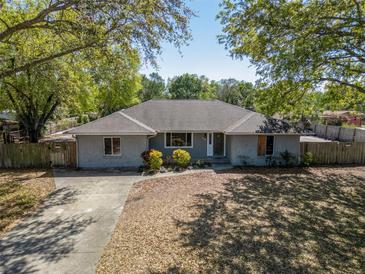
[265,156,278,167]
[0,59,95,142]
[302,152,315,167]
[217,79,256,109]
[77,114,90,125]
[0,0,193,79]
[320,84,365,113]
[173,149,191,168]
[141,149,163,171]
[139,73,166,102]
[91,48,141,115]
[167,74,216,99]
[280,150,295,166]
[219,0,365,95]
[194,160,206,168]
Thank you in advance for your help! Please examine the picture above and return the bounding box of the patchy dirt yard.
[97,167,365,274]
[0,169,55,236]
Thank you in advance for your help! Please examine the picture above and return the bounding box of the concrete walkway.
[0,170,143,274]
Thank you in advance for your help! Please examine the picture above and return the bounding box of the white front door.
[207,133,213,156]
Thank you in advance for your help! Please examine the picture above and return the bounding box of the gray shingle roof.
[225,113,302,134]
[66,111,156,135]
[122,99,252,132]
[67,99,303,135]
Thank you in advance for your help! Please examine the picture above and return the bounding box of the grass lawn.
[97,167,365,274]
[0,169,55,236]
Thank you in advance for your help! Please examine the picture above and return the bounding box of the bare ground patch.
[97,167,365,274]
[0,169,55,236]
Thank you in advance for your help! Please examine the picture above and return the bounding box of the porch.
[148,132,229,161]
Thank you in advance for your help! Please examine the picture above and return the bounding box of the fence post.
[324,125,328,139]
[337,126,342,141]
[353,128,357,142]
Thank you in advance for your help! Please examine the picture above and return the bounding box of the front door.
[207,133,213,156]
[207,133,225,157]
[213,133,225,157]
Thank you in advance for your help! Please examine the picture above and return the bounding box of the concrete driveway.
[0,169,143,274]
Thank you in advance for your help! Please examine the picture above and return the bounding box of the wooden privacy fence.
[0,142,76,168]
[301,142,365,165]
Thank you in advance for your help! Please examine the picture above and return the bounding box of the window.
[165,133,193,148]
[104,137,121,156]
[257,135,274,156]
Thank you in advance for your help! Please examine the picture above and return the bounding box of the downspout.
[75,135,79,168]
[147,134,156,150]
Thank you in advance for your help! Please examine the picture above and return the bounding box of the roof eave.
[65,131,156,136]
[224,131,308,135]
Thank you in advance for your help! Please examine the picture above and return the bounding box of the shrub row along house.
[67,100,305,168]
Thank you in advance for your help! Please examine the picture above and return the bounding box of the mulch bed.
[0,169,55,236]
[97,167,365,274]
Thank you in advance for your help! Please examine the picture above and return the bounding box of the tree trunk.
[27,126,42,143]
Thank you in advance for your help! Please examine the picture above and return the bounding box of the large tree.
[92,48,141,115]
[0,0,193,79]
[139,73,166,102]
[219,0,365,93]
[0,59,95,142]
[320,84,365,112]
[0,46,142,142]
[216,79,256,109]
[167,74,216,99]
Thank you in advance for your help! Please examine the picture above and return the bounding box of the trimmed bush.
[173,149,191,168]
[141,149,163,171]
[302,152,314,166]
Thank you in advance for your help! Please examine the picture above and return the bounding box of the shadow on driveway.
[0,186,95,274]
[0,169,140,274]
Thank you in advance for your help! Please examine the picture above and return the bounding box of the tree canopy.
[0,0,193,79]
[218,0,365,93]
[167,73,216,99]
[216,79,255,109]
[139,73,166,102]
[0,58,95,142]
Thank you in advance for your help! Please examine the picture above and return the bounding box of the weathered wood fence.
[0,142,76,168]
[301,142,365,165]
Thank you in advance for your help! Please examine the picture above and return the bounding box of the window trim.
[103,136,122,157]
[164,132,194,148]
[257,135,275,157]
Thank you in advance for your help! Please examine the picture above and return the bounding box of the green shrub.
[173,149,191,168]
[265,155,279,167]
[141,149,163,171]
[280,150,295,166]
[194,159,206,168]
[77,114,89,124]
[302,152,314,166]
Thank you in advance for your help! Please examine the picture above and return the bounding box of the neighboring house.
[67,100,305,168]
[322,110,364,126]
[0,111,20,144]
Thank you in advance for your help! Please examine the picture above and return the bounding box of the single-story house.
[67,99,305,168]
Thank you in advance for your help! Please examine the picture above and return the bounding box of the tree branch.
[0,0,75,41]
[0,42,97,78]
[319,77,365,93]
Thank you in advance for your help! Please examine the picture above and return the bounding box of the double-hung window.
[165,133,193,148]
[257,135,274,156]
[104,137,121,156]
